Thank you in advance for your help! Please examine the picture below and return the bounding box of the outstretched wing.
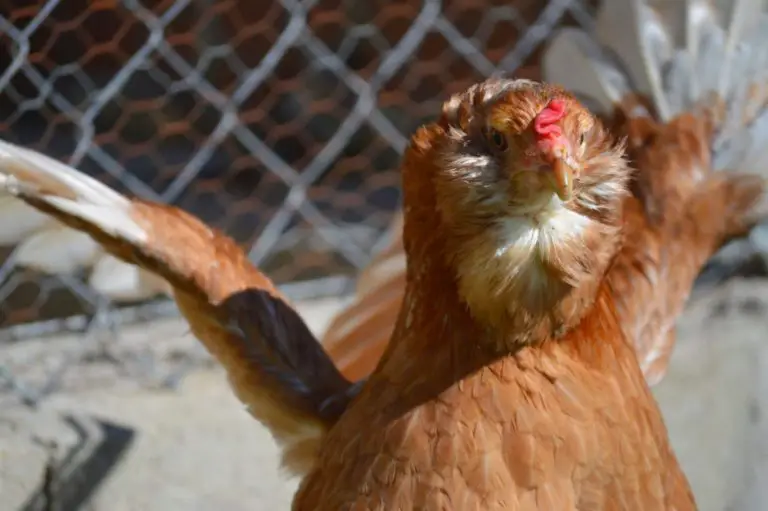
[0,138,355,476]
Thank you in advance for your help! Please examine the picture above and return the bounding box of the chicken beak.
[550,158,574,201]
[536,137,575,202]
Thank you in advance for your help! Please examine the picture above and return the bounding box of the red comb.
[533,99,566,138]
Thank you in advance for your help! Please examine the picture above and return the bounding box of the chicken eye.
[578,132,587,153]
[484,127,508,152]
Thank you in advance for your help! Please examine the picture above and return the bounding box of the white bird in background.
[0,192,170,303]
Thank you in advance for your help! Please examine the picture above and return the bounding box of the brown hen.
[297,78,714,510]
[7,76,763,508]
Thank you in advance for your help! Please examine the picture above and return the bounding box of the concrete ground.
[2,280,768,510]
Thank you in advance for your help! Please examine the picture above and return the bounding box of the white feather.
[0,138,147,245]
[0,137,162,302]
[594,0,674,119]
[496,198,592,270]
[494,216,540,262]
[538,203,593,251]
[542,29,634,116]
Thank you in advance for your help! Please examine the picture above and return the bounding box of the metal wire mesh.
[0,0,596,402]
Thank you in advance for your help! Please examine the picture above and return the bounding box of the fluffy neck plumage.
[445,196,622,350]
[399,123,630,352]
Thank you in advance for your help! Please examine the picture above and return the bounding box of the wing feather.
[0,138,355,476]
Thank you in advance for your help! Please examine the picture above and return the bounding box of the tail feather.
[542,29,637,117]
[352,216,405,298]
[322,263,405,381]
[0,137,354,476]
[0,139,145,244]
[593,0,674,118]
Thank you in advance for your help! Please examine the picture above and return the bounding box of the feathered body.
[299,289,694,509]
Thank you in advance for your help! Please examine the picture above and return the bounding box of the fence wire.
[0,0,596,403]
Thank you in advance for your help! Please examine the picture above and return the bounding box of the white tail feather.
[594,0,672,118]
[0,138,148,246]
[543,29,636,116]
[0,138,169,302]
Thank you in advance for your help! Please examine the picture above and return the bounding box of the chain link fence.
[0,0,596,402]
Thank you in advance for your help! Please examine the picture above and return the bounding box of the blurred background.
[1,1,766,510]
